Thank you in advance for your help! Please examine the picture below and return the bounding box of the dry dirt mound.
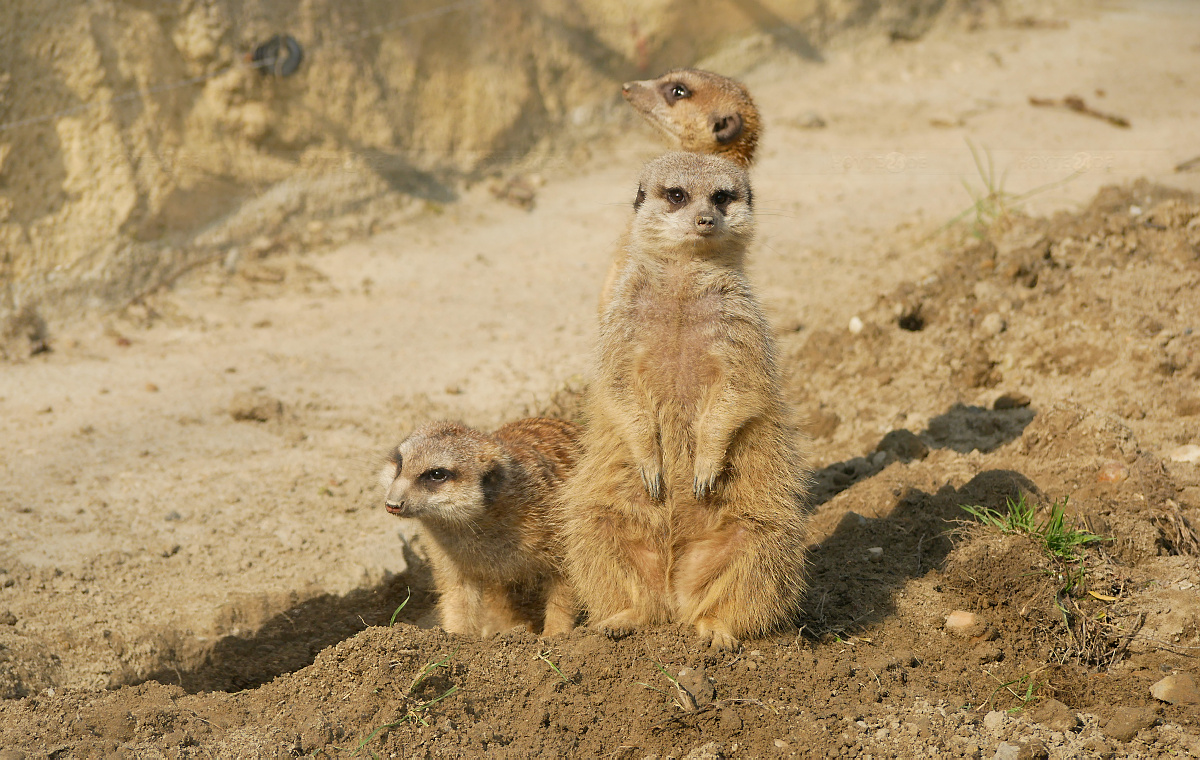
[2,182,1198,758]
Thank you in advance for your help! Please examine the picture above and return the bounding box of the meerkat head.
[621,68,759,167]
[379,421,509,527]
[630,152,754,260]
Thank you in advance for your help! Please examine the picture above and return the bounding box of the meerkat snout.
[696,214,715,232]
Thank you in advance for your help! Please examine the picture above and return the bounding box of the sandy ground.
[2,1,1200,756]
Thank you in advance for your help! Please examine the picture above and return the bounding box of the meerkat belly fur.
[600,68,761,313]
[563,152,810,651]
[381,418,580,637]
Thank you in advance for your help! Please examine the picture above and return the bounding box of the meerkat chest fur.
[619,262,748,410]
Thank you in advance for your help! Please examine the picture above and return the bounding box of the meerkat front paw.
[695,618,739,652]
[639,462,664,501]
[692,457,723,499]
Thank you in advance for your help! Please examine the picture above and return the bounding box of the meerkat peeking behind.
[622,68,761,168]
[599,68,761,312]
[380,418,580,638]
[563,152,811,651]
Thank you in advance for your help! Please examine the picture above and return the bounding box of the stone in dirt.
[982,710,1007,732]
[1150,673,1200,705]
[1029,698,1079,733]
[945,610,985,637]
[1096,460,1129,483]
[1101,707,1158,741]
[675,666,715,711]
[1168,444,1200,464]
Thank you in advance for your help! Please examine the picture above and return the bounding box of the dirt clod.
[228,392,284,422]
[1101,707,1158,742]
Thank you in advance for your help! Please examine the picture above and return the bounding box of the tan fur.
[380,417,581,637]
[562,153,810,651]
[623,69,760,168]
[601,69,761,313]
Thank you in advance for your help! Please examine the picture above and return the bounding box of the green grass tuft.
[960,495,1104,563]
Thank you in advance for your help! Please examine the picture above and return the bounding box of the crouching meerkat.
[600,68,761,312]
[562,152,810,651]
[381,418,581,637]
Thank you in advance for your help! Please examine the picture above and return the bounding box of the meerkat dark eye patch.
[634,185,646,210]
[664,187,688,208]
[663,82,691,104]
[420,467,453,484]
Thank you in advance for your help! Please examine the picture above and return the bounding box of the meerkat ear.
[711,112,744,144]
[634,185,646,210]
[480,461,505,507]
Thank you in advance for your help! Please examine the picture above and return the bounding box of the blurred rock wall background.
[0,0,963,330]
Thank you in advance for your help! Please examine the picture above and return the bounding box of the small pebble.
[848,316,864,334]
[982,710,1007,732]
[1167,444,1200,464]
[867,547,884,561]
[774,738,789,748]
[0,610,16,626]
[1096,460,1129,483]
[945,610,984,637]
[992,742,1019,760]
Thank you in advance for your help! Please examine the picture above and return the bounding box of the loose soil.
[3,2,1200,758]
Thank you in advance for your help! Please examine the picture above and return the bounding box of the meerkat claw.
[692,462,719,499]
[641,467,664,501]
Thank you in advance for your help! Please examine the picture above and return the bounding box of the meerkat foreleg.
[541,576,579,637]
[691,377,766,499]
[605,375,663,500]
[438,577,485,635]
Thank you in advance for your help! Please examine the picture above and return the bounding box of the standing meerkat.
[380,417,580,637]
[600,68,761,311]
[563,152,810,651]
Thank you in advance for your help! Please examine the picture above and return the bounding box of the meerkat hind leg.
[594,608,642,640]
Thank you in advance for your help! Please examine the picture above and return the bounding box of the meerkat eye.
[711,190,735,208]
[665,187,687,206]
[671,84,690,99]
[421,468,452,483]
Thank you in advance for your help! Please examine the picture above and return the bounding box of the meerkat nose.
[696,215,715,230]
[622,82,632,93]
